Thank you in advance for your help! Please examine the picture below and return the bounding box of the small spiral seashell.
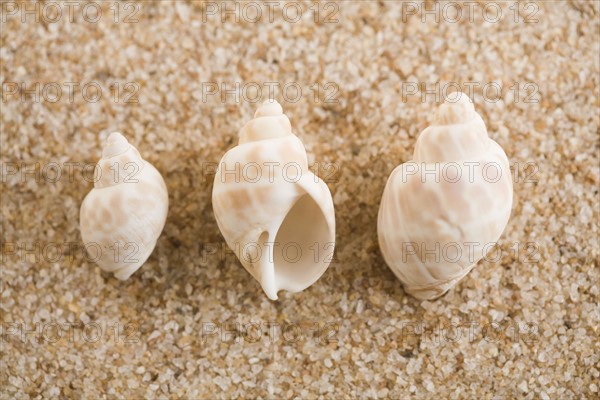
[212,100,336,300]
[79,132,169,280]
[378,93,513,299]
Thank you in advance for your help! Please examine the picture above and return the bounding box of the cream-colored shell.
[378,93,513,299]
[212,100,336,300]
[80,132,168,280]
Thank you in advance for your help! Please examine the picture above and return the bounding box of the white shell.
[378,93,513,299]
[80,132,169,280]
[212,100,336,300]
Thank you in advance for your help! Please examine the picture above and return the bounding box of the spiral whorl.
[96,132,144,189]
[239,99,292,144]
[413,92,489,163]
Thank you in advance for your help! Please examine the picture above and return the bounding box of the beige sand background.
[1,1,599,398]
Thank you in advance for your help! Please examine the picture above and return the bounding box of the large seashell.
[378,93,513,300]
[80,132,169,280]
[212,100,336,300]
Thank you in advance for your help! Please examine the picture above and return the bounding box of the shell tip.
[107,131,126,142]
[445,91,473,106]
[102,131,130,158]
[254,99,283,118]
[434,92,475,125]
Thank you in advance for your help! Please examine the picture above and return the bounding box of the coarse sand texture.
[1,1,599,398]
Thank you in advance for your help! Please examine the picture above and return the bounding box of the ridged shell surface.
[79,132,169,280]
[378,93,513,299]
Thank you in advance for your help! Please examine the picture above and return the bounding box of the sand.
[1,1,599,398]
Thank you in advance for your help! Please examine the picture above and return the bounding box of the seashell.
[212,100,336,300]
[378,93,513,300]
[80,132,169,280]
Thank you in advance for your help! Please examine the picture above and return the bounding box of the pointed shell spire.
[95,132,144,189]
[254,99,283,117]
[432,92,475,125]
[238,100,293,144]
[413,92,490,163]
[102,132,130,158]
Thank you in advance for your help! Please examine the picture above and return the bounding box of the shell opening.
[272,193,332,294]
